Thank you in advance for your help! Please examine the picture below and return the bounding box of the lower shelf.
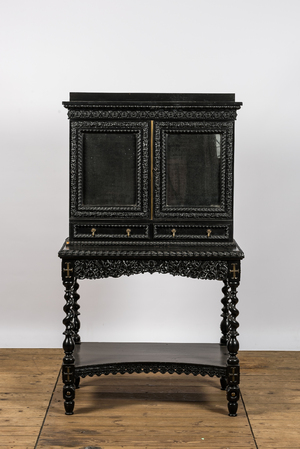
[74,342,228,379]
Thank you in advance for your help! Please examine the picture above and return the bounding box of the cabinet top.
[63,92,242,106]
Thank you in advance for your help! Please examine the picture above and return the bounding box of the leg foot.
[63,384,75,415]
[227,385,240,416]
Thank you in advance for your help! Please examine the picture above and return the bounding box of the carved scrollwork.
[74,259,228,281]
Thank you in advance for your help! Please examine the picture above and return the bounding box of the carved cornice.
[75,362,226,379]
[73,259,229,280]
[65,105,239,121]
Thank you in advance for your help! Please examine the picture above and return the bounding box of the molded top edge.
[64,92,242,106]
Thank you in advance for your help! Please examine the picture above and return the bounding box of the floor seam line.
[34,366,62,448]
[241,389,259,449]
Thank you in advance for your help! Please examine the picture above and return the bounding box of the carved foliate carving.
[74,259,228,281]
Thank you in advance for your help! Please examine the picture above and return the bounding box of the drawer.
[72,224,150,240]
[153,224,229,240]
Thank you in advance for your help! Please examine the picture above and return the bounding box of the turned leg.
[220,279,230,390]
[226,261,240,417]
[73,280,81,345]
[62,261,76,415]
[220,279,229,346]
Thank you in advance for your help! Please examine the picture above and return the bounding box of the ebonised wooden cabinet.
[59,92,244,416]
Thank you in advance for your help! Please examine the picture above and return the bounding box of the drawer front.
[153,224,229,240]
[73,224,150,240]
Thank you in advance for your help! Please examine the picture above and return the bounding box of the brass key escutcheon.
[171,228,176,238]
[126,228,131,237]
[91,228,96,237]
[207,229,212,238]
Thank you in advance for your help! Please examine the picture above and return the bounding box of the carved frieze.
[74,259,228,281]
[66,105,239,121]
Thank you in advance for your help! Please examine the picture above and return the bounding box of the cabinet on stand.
[58,92,244,416]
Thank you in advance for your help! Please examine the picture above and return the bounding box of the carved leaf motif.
[74,259,228,281]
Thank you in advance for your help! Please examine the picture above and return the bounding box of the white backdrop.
[1,0,299,349]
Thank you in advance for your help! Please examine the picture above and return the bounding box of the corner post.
[226,260,241,416]
[220,279,230,390]
[62,260,76,415]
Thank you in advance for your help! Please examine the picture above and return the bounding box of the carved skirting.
[75,362,226,379]
[73,259,229,280]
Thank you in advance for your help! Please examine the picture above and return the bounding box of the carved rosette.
[74,259,228,281]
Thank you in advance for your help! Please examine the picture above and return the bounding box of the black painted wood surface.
[74,342,228,368]
[59,92,243,417]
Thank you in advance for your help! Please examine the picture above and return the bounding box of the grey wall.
[1,0,299,349]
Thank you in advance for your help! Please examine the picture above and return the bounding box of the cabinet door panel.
[83,132,137,207]
[70,121,149,218]
[166,133,221,207]
[154,121,233,219]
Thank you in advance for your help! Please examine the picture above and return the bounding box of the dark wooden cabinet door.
[153,121,234,220]
[70,120,150,218]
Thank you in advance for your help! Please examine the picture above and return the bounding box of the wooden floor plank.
[0,436,38,445]
[37,371,253,449]
[0,349,61,448]
[35,442,255,449]
[1,349,300,449]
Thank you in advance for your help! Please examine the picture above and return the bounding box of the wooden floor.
[0,349,300,448]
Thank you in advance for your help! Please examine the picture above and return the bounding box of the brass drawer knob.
[126,228,131,237]
[91,228,96,237]
[171,228,176,238]
[207,229,212,238]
